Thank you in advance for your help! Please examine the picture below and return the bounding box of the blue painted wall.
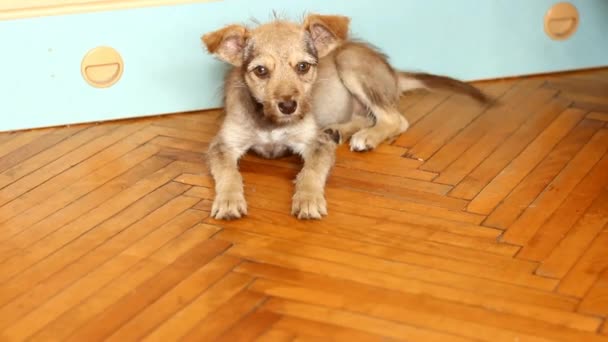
[1,0,607,132]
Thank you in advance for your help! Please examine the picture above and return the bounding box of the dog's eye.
[252,66,269,78]
[296,62,311,74]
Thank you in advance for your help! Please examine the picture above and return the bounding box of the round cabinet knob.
[544,2,579,41]
[81,46,124,88]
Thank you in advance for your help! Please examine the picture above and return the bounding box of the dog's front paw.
[292,191,327,220]
[211,192,247,220]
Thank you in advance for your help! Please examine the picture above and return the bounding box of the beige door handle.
[544,2,579,40]
[81,46,124,88]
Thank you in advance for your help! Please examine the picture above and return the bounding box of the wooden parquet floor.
[0,68,607,341]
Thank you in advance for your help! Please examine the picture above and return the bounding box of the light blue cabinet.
[1,0,607,132]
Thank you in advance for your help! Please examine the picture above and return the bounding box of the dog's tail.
[397,71,492,104]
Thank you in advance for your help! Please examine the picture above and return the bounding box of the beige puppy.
[202,14,489,220]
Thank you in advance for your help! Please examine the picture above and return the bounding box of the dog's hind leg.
[348,102,409,152]
[334,43,409,152]
[322,114,375,144]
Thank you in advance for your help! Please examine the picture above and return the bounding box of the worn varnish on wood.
[0,69,607,341]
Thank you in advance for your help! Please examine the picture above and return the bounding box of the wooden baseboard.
[469,66,608,85]
[0,0,219,20]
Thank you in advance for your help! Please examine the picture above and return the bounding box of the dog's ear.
[201,24,249,66]
[304,14,350,57]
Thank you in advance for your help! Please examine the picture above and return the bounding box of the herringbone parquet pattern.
[0,68,607,341]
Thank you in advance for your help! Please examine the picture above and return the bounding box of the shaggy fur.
[202,14,489,220]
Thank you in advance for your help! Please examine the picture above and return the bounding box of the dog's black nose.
[278,100,297,115]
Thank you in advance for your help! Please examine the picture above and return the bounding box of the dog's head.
[202,14,350,124]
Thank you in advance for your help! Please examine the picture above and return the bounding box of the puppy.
[202,14,489,220]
